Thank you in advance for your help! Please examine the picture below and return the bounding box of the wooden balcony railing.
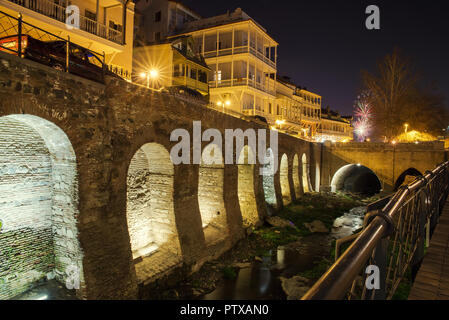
[8,0,123,44]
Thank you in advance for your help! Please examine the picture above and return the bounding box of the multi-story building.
[316,107,353,142]
[296,87,322,139]
[169,8,278,118]
[134,0,200,46]
[133,35,209,96]
[273,76,304,135]
[0,0,135,79]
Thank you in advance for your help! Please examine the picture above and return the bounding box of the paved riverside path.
[409,197,449,300]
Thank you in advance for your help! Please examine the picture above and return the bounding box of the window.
[198,70,208,83]
[173,64,185,77]
[190,68,197,80]
[109,21,122,32]
[268,103,272,114]
[214,70,222,82]
[155,32,161,41]
[155,11,161,22]
[85,10,96,21]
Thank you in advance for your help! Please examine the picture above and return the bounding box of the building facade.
[133,35,209,95]
[134,0,200,45]
[316,107,353,142]
[0,0,135,79]
[170,8,278,120]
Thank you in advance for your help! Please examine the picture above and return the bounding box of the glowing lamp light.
[149,69,159,79]
[225,100,231,106]
[392,140,397,145]
[140,72,147,79]
[275,119,285,126]
[216,101,222,106]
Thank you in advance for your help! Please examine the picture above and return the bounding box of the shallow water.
[201,206,367,300]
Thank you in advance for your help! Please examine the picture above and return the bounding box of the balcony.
[6,0,123,44]
[173,74,208,94]
[203,46,276,69]
[209,77,276,96]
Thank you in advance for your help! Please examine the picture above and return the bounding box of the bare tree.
[361,48,447,140]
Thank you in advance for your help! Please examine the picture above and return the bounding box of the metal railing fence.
[0,10,130,80]
[302,161,449,300]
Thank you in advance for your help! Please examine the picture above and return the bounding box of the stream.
[200,206,367,300]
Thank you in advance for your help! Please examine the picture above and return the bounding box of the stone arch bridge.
[0,52,445,299]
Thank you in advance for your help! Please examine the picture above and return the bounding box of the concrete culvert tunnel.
[331,164,382,196]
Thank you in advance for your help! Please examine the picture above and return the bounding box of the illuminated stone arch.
[261,148,277,208]
[126,142,181,282]
[302,153,311,193]
[280,154,291,205]
[237,145,259,228]
[198,143,228,245]
[331,164,381,196]
[292,154,300,198]
[0,114,84,300]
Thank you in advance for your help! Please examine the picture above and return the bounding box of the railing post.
[66,36,70,72]
[411,191,427,281]
[17,13,22,57]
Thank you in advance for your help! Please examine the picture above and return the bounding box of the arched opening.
[0,115,83,300]
[301,153,310,193]
[198,143,228,245]
[292,154,300,198]
[280,154,291,205]
[261,148,277,208]
[331,164,382,196]
[237,145,258,228]
[127,143,181,282]
[394,168,422,191]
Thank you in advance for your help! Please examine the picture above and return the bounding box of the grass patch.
[277,193,364,236]
[221,266,238,280]
[299,258,333,281]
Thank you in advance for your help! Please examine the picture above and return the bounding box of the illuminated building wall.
[172,8,278,118]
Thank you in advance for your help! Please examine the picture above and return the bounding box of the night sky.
[181,0,449,116]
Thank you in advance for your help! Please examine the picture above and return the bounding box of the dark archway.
[331,164,381,196]
[394,168,422,191]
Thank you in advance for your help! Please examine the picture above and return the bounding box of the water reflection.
[201,206,367,300]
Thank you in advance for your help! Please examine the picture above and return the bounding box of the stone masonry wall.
[5,51,436,299]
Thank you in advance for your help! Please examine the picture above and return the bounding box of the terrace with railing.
[6,0,123,44]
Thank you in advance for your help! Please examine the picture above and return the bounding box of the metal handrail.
[302,161,449,300]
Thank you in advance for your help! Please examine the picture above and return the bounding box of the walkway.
[408,198,449,300]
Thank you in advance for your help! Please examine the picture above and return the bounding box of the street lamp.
[140,69,159,89]
[217,100,231,113]
[404,123,409,133]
